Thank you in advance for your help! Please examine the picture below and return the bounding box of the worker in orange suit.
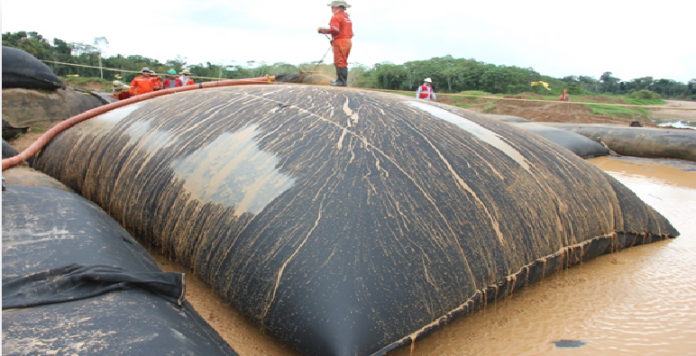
[559,89,570,101]
[130,67,157,95]
[149,69,162,91]
[318,0,353,87]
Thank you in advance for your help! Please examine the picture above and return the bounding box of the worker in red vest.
[318,0,353,87]
[163,70,179,89]
[416,78,437,101]
[130,67,157,95]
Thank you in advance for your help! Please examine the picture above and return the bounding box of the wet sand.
[152,156,696,356]
[151,252,302,356]
[649,100,696,121]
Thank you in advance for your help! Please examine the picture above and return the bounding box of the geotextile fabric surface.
[2,87,109,130]
[2,184,238,356]
[2,46,63,90]
[539,123,696,162]
[33,85,678,356]
[487,114,610,158]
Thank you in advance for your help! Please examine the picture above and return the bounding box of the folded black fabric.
[2,263,185,309]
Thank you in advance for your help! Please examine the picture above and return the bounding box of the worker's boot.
[330,67,348,87]
[339,67,348,87]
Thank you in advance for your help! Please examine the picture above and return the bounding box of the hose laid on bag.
[2,76,275,171]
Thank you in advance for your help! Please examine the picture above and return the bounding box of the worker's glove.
[317,27,325,34]
[330,39,334,46]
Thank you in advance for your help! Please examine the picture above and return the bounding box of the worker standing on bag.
[318,0,353,87]
[416,78,437,101]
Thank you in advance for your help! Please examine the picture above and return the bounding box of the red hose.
[2,76,275,171]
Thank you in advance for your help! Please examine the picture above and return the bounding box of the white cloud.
[2,0,694,82]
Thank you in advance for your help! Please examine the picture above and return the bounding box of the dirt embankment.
[488,101,635,125]
[649,100,696,120]
[440,95,696,126]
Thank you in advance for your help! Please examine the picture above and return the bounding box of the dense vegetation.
[4,31,695,100]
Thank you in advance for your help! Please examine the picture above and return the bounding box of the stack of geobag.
[2,46,113,140]
[2,175,239,356]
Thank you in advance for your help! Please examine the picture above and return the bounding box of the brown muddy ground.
[650,99,696,120]
[6,120,61,153]
[150,252,301,356]
[437,95,696,127]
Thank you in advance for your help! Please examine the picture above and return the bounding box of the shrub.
[627,89,661,101]
[505,85,528,94]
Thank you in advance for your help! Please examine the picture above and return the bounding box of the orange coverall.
[328,10,353,67]
[130,76,157,95]
[150,76,162,91]
[111,91,133,100]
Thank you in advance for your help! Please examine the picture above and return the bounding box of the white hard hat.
[327,0,351,8]
[424,78,432,83]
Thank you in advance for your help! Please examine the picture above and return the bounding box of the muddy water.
[153,156,696,356]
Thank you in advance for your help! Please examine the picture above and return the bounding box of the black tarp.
[2,184,238,356]
[3,263,184,309]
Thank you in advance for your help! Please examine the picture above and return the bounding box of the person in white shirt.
[416,78,437,101]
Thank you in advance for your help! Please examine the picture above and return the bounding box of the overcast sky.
[3,0,694,82]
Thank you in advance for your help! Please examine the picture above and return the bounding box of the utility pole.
[94,37,109,79]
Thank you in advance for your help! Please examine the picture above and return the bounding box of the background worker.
[149,69,162,91]
[130,67,157,95]
[111,80,132,100]
[416,78,437,101]
[163,69,179,89]
[176,69,195,86]
[318,0,353,87]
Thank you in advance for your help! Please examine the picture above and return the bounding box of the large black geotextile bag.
[2,46,62,90]
[2,185,238,356]
[2,138,19,158]
[487,114,610,158]
[511,122,610,158]
[539,123,696,162]
[32,86,679,356]
[2,87,110,135]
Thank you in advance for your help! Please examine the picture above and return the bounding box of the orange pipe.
[2,76,275,171]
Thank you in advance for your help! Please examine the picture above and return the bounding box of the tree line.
[4,31,695,100]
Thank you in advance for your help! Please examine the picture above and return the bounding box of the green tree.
[600,71,620,94]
